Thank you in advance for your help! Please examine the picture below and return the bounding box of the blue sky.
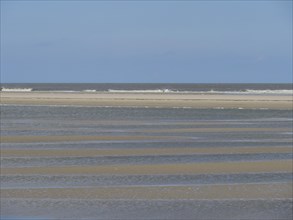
[1,1,292,83]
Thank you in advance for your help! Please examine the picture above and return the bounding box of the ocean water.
[1,84,292,219]
[1,83,292,95]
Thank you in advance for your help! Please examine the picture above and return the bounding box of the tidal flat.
[1,93,292,219]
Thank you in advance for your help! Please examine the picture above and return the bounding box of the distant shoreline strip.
[1,92,292,109]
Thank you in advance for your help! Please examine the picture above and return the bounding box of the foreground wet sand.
[2,183,291,200]
[1,104,292,219]
[2,146,291,157]
[2,160,292,175]
[0,135,172,143]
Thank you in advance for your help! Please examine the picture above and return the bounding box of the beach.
[1,90,292,219]
[1,91,292,109]
[2,0,292,217]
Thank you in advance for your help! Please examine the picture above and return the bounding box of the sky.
[1,1,292,83]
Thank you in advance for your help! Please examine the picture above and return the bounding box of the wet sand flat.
[1,91,292,109]
[2,160,291,175]
[1,122,291,143]
[4,126,290,133]
[2,146,292,157]
[1,104,292,219]
[0,135,173,143]
[1,183,291,200]
[142,127,290,133]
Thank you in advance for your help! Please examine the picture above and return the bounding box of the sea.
[0,83,292,219]
[1,83,292,95]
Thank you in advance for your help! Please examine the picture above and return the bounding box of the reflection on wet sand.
[1,104,292,219]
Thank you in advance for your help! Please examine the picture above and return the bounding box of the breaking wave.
[1,87,291,95]
[108,89,175,93]
[1,88,33,92]
[107,89,292,95]
[203,89,293,95]
[82,90,97,92]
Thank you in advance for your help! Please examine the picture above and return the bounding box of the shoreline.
[1,92,292,109]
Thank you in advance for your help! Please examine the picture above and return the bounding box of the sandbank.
[1,91,292,109]
[1,183,291,200]
[1,146,292,157]
[142,127,290,133]
[1,160,291,175]
[0,135,173,143]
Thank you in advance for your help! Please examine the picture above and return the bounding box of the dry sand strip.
[0,135,174,143]
[1,146,292,157]
[1,160,292,175]
[1,92,292,109]
[1,183,292,200]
